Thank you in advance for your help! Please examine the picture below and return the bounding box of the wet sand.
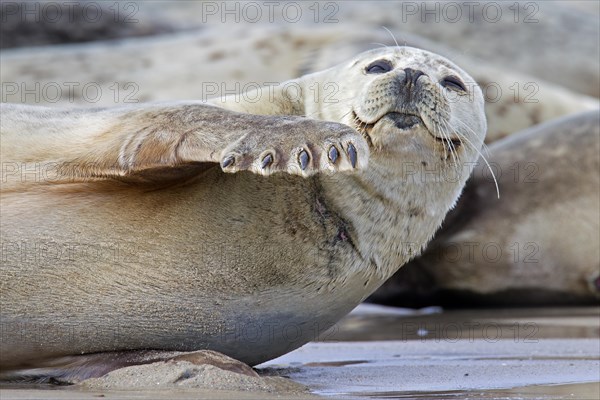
[260,339,599,398]
[1,305,598,399]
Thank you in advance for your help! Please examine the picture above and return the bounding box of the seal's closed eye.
[365,59,393,74]
[441,75,467,92]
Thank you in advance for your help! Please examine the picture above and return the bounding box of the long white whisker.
[437,109,476,147]
[463,132,500,199]
[437,120,450,165]
[439,117,500,199]
[447,115,491,157]
[442,112,490,157]
[382,26,399,47]
[441,119,459,166]
[441,119,460,167]
[370,42,391,49]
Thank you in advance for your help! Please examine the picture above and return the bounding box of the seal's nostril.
[404,68,425,86]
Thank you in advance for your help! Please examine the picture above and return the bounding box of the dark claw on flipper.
[328,146,339,164]
[347,143,357,168]
[261,153,273,169]
[222,156,235,168]
[298,150,310,170]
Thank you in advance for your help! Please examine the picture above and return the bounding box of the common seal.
[371,110,600,307]
[0,47,486,380]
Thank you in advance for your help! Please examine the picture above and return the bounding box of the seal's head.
[302,47,489,278]
[312,46,486,174]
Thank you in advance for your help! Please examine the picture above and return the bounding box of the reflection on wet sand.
[319,305,600,342]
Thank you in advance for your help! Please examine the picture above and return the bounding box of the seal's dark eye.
[365,60,393,74]
[441,75,467,92]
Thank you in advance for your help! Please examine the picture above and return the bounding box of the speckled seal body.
[0,47,486,379]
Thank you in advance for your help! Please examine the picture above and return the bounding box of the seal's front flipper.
[219,118,368,177]
[1,102,368,190]
[0,350,256,384]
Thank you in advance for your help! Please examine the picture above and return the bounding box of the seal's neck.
[318,157,464,284]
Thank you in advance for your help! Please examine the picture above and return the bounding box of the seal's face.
[327,47,486,169]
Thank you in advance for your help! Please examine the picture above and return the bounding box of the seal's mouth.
[351,111,423,148]
[386,112,423,130]
[352,111,421,138]
[352,110,462,149]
